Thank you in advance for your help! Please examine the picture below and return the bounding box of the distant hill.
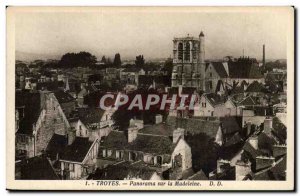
[16,51,61,62]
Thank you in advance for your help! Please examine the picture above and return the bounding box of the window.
[178,43,183,60]
[107,150,112,157]
[116,151,120,159]
[144,154,152,163]
[64,162,69,170]
[102,149,107,157]
[79,125,82,130]
[210,73,212,77]
[184,42,190,61]
[69,163,74,171]
[129,152,137,161]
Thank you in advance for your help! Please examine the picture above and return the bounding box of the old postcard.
[6,6,294,191]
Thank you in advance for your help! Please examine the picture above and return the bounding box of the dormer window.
[102,149,107,157]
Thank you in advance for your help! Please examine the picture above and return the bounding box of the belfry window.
[178,43,183,60]
[184,42,190,61]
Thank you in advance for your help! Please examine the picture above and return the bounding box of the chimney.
[263,44,266,67]
[264,117,273,134]
[246,121,252,136]
[178,85,183,97]
[235,160,251,181]
[173,128,185,143]
[67,128,76,145]
[249,135,258,150]
[128,119,138,143]
[155,114,163,124]
[217,159,231,174]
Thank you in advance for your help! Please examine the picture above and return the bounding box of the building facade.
[171,32,206,90]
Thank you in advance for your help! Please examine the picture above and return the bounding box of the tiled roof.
[46,134,68,160]
[258,132,277,154]
[77,108,105,125]
[101,131,175,155]
[139,123,174,136]
[243,141,262,159]
[132,134,174,154]
[19,156,59,180]
[166,116,220,138]
[253,155,286,181]
[246,81,265,93]
[187,170,208,180]
[54,90,75,104]
[60,137,94,163]
[272,117,287,144]
[220,116,242,135]
[16,90,42,135]
[89,162,158,180]
[238,96,260,106]
[204,93,227,107]
[227,59,263,79]
[208,62,228,78]
[224,132,242,147]
[36,81,64,91]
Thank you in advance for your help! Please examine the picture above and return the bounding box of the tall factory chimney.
[263,44,265,67]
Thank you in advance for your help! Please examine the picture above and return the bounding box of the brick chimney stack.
[264,117,273,135]
[173,128,185,143]
[155,114,163,124]
[128,119,138,143]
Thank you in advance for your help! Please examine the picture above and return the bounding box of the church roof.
[206,62,228,78]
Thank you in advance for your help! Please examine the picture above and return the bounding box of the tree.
[113,53,121,67]
[59,51,97,68]
[163,57,173,75]
[101,56,107,64]
[106,57,112,65]
[135,55,145,67]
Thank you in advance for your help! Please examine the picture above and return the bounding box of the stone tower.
[171,32,205,90]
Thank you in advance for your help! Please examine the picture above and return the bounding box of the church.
[171,32,206,90]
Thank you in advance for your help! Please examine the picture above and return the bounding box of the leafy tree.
[101,56,107,64]
[59,51,97,68]
[163,58,173,75]
[135,55,145,67]
[113,53,121,67]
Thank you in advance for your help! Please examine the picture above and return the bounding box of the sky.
[14,7,290,61]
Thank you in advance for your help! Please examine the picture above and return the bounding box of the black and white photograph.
[6,6,294,191]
